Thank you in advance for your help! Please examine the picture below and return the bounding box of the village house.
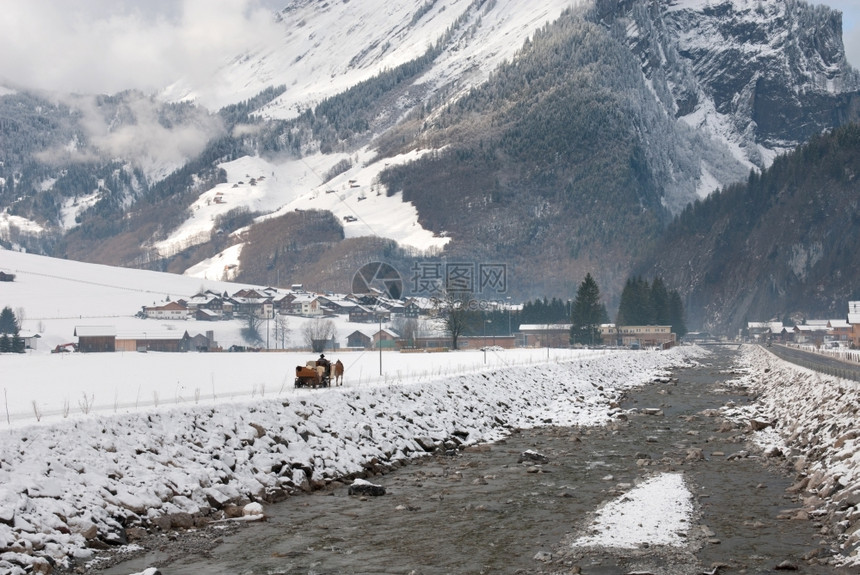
[143,300,189,320]
[793,324,829,345]
[230,295,273,318]
[293,294,324,316]
[317,295,359,315]
[347,291,382,308]
[372,328,399,349]
[187,292,232,319]
[272,292,297,315]
[850,301,860,348]
[17,330,40,350]
[827,319,853,343]
[189,331,218,352]
[346,330,372,349]
[232,288,266,299]
[746,321,784,342]
[377,297,408,316]
[194,308,220,322]
[349,304,390,323]
[775,326,795,343]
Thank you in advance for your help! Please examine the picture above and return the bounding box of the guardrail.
[766,344,860,382]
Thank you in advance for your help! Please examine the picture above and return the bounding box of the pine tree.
[570,273,608,345]
[0,306,18,334]
[616,277,653,325]
[651,277,670,325]
[11,333,25,353]
[668,291,687,340]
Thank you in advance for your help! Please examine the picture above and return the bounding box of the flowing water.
[99,346,851,574]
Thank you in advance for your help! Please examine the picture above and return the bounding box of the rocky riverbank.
[723,344,860,570]
[2,348,697,575]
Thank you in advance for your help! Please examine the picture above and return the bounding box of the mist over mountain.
[1,0,858,331]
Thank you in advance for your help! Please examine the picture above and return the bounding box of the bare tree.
[434,291,478,350]
[302,318,337,352]
[273,314,290,349]
[392,317,419,348]
[241,314,264,346]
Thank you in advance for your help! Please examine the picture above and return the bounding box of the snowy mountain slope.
[164,0,580,118]
[159,147,449,277]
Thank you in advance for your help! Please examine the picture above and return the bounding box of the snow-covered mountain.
[0,0,857,306]
[644,0,860,166]
[164,0,581,118]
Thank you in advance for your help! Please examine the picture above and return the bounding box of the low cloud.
[0,0,283,96]
[36,92,225,181]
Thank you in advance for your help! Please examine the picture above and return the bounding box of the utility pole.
[378,307,383,376]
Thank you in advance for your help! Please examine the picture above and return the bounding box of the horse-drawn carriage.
[294,357,343,388]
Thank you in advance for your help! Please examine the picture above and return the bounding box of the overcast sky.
[0,0,858,96]
[0,0,285,95]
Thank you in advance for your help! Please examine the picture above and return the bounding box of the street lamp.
[506,296,512,337]
[483,317,488,363]
[546,324,550,359]
[378,306,383,376]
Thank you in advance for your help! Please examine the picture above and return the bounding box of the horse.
[333,359,344,386]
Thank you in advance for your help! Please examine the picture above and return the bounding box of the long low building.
[75,326,212,352]
[518,324,572,348]
[600,324,676,348]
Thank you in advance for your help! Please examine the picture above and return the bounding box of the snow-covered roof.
[748,321,783,332]
[116,330,189,341]
[290,294,320,303]
[794,324,827,332]
[74,325,116,337]
[374,328,400,338]
[519,324,572,331]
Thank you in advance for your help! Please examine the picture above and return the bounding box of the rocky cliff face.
[617,0,860,168]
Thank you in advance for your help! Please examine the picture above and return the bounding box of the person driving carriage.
[316,353,331,378]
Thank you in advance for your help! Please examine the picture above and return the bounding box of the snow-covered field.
[0,249,709,574]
